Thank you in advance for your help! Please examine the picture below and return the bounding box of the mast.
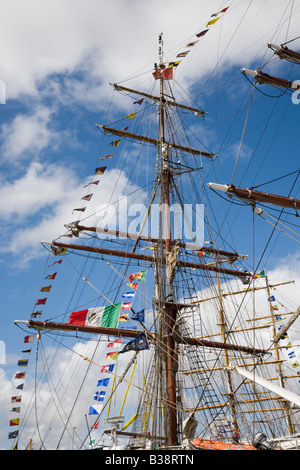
[157,32,178,446]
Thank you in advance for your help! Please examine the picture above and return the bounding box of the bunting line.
[152,6,230,80]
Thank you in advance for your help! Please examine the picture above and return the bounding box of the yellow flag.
[10,418,20,426]
[125,112,137,119]
[206,17,220,27]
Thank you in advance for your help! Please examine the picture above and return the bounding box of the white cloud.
[0,106,59,162]
[0,0,299,103]
[0,162,147,265]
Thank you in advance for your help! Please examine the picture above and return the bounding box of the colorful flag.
[107,338,122,348]
[105,351,118,360]
[186,40,199,47]
[16,384,24,390]
[211,6,229,16]
[272,305,279,311]
[81,193,93,201]
[125,112,137,119]
[10,418,19,426]
[177,51,189,57]
[8,431,19,439]
[15,373,25,380]
[36,298,47,305]
[127,283,139,289]
[94,390,106,402]
[109,139,121,147]
[100,364,114,373]
[45,272,57,280]
[268,296,275,302]
[83,180,100,188]
[40,285,52,293]
[31,311,42,318]
[121,302,132,310]
[131,309,145,322]
[134,98,145,105]
[99,154,113,161]
[48,259,62,267]
[119,314,129,321]
[97,378,110,387]
[122,292,135,299]
[68,303,122,328]
[128,270,146,282]
[168,61,181,68]
[24,335,35,343]
[196,29,208,38]
[120,325,137,330]
[17,360,28,367]
[89,404,103,415]
[73,207,86,212]
[91,421,99,429]
[119,332,149,354]
[11,396,22,403]
[161,67,173,79]
[21,349,31,354]
[11,407,21,413]
[206,17,220,26]
[95,166,107,174]
[153,67,173,80]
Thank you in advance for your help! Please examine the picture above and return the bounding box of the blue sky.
[1,0,300,449]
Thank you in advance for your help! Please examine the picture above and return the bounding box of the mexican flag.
[68,303,121,328]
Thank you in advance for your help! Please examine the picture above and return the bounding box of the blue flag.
[131,309,145,322]
[97,378,110,387]
[119,332,149,354]
[94,391,106,402]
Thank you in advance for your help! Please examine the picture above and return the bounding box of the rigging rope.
[230,85,254,185]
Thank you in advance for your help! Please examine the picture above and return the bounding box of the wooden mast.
[157,32,178,446]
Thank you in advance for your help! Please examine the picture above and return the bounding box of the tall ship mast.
[9,9,300,452]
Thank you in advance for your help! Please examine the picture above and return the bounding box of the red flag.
[48,259,62,267]
[11,396,22,403]
[45,272,57,280]
[153,67,173,80]
[24,335,35,343]
[36,298,47,305]
[107,338,122,347]
[83,180,100,188]
[81,194,93,201]
[15,373,25,379]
